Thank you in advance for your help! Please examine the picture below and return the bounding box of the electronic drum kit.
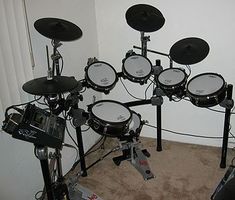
[2,3,233,200]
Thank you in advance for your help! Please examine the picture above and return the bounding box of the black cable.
[145,123,230,139]
[69,118,76,129]
[80,86,86,93]
[70,135,106,171]
[206,107,226,113]
[186,65,191,77]
[182,98,235,114]
[230,131,235,139]
[63,143,79,163]
[120,78,145,100]
[65,121,79,148]
[81,126,90,132]
[85,136,106,157]
[4,96,43,120]
[145,79,154,100]
[231,157,235,166]
[34,146,39,159]
[57,50,64,75]
[34,190,45,200]
[6,96,42,110]
[171,96,183,102]
[34,95,47,106]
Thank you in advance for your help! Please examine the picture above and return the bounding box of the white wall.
[95,0,235,147]
[0,1,100,200]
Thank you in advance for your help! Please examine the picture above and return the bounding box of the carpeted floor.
[70,137,234,200]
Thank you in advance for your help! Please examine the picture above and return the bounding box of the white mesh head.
[129,112,141,132]
[187,74,224,96]
[87,62,116,87]
[123,55,152,78]
[92,101,131,123]
[158,68,185,86]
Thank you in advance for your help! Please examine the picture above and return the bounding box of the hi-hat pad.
[34,18,82,41]
[23,76,78,95]
[169,37,210,65]
[126,4,165,32]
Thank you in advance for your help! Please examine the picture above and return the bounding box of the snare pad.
[89,100,132,137]
[91,101,131,123]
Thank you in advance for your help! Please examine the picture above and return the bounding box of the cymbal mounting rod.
[140,32,150,57]
[46,45,53,80]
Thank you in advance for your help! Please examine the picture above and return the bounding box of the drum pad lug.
[219,99,234,109]
[151,96,163,106]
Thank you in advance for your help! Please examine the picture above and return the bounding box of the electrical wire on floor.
[144,123,234,139]
[70,135,107,171]
[85,136,107,157]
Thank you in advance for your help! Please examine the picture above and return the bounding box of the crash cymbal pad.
[126,4,165,32]
[34,18,82,41]
[23,76,78,95]
[169,37,210,65]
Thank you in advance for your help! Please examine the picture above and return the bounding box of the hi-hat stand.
[36,40,88,200]
[35,146,55,200]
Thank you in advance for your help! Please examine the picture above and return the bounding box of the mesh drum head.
[123,55,152,78]
[158,68,186,86]
[87,62,117,87]
[187,73,224,96]
[91,101,131,123]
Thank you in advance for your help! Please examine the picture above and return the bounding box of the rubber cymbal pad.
[34,18,82,41]
[126,4,165,32]
[22,76,78,95]
[170,37,210,65]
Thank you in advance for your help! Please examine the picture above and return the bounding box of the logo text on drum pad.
[100,78,109,85]
[136,69,144,76]
[117,115,126,121]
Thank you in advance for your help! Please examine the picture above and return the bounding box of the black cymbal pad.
[22,76,78,95]
[170,37,210,65]
[34,18,82,41]
[126,4,165,32]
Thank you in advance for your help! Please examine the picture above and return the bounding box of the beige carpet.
[71,137,234,200]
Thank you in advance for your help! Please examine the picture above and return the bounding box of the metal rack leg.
[156,105,162,151]
[220,84,233,168]
[40,158,54,200]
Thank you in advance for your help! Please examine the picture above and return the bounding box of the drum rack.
[2,4,235,200]
[133,37,234,168]
[124,84,234,169]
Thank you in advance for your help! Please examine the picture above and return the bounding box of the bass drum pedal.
[113,139,155,181]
